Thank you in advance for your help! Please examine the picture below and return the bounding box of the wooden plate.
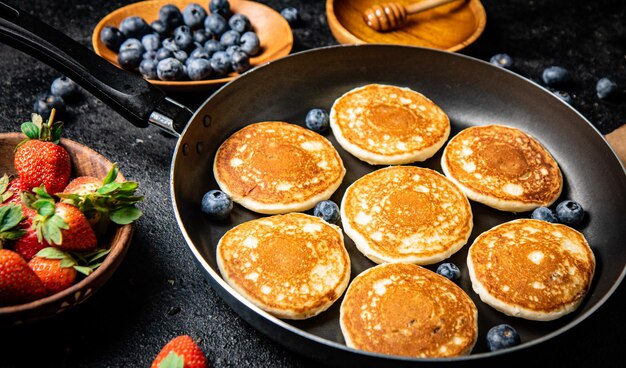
[326,0,486,51]
[0,133,134,326]
[92,0,293,91]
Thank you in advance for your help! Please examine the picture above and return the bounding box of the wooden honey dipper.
[363,0,461,32]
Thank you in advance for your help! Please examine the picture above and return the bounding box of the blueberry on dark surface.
[231,50,250,73]
[542,66,569,86]
[159,4,183,30]
[157,57,185,80]
[173,50,189,63]
[174,26,194,51]
[118,48,143,70]
[205,13,228,36]
[228,14,251,33]
[139,58,158,80]
[210,51,231,76]
[220,30,241,47]
[182,3,207,29]
[186,58,212,80]
[155,47,174,61]
[204,39,224,55]
[201,190,233,220]
[239,31,260,56]
[555,200,584,226]
[150,19,169,38]
[119,16,151,38]
[531,206,559,223]
[162,37,180,52]
[489,53,513,69]
[305,108,330,133]
[596,77,618,100]
[189,47,210,60]
[436,262,461,281]
[487,324,520,351]
[100,26,125,51]
[143,50,157,60]
[209,0,231,18]
[34,94,65,119]
[313,200,340,224]
[193,29,213,44]
[141,33,160,51]
[553,90,573,105]
[119,38,144,53]
[280,7,299,25]
[50,76,79,101]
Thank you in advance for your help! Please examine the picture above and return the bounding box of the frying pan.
[1,2,625,366]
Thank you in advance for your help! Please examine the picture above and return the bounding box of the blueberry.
[119,38,144,54]
[157,57,185,80]
[174,26,194,51]
[150,19,169,38]
[193,29,213,44]
[220,30,241,47]
[182,3,207,29]
[436,262,461,281]
[531,206,558,223]
[596,77,618,100]
[189,47,210,60]
[143,50,157,60]
[239,31,260,56]
[231,50,250,73]
[204,13,228,36]
[225,45,242,56]
[159,4,184,30]
[118,48,143,70]
[489,53,513,69]
[228,14,251,33]
[155,47,174,61]
[209,0,231,18]
[162,38,180,52]
[280,7,299,25]
[139,58,158,80]
[542,66,570,86]
[210,51,231,76]
[204,39,224,55]
[141,33,160,51]
[553,90,573,105]
[186,58,213,80]
[119,16,151,38]
[201,190,233,219]
[100,26,125,51]
[555,200,584,226]
[34,94,65,119]
[486,324,520,351]
[305,108,330,133]
[173,50,189,63]
[50,76,79,101]
[313,200,340,224]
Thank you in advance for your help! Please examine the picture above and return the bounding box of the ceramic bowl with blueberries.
[92,0,293,90]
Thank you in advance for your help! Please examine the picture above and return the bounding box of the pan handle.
[0,1,192,135]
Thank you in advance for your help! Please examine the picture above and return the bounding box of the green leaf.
[48,214,69,230]
[31,113,43,127]
[0,175,9,194]
[0,206,8,228]
[51,121,64,144]
[36,247,68,259]
[20,191,36,209]
[4,229,26,240]
[35,201,56,216]
[118,182,138,192]
[97,183,121,195]
[20,122,40,139]
[87,248,111,263]
[159,352,184,368]
[0,204,25,232]
[60,258,76,268]
[42,220,63,245]
[102,164,119,185]
[110,206,142,225]
[32,186,53,199]
[73,265,93,276]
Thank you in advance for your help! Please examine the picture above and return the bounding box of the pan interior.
[171,45,626,358]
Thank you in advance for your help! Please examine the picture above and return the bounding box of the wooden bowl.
[92,0,293,91]
[0,133,134,326]
[326,0,486,51]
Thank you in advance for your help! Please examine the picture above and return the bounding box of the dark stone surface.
[0,0,623,367]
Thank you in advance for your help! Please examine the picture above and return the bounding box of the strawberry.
[0,202,26,249]
[63,176,102,196]
[14,110,71,195]
[0,249,47,306]
[6,177,28,205]
[13,230,49,261]
[151,335,208,368]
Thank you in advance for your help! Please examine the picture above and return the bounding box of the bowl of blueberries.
[92,0,293,90]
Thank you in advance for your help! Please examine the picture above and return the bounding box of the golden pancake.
[341,166,473,265]
[329,84,450,165]
[340,263,478,358]
[213,121,345,214]
[216,213,351,320]
[441,125,563,212]
[467,219,595,321]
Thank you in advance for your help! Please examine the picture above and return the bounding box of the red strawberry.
[28,249,77,294]
[151,335,208,368]
[62,176,102,196]
[14,110,70,194]
[14,230,49,261]
[1,175,27,205]
[0,249,47,306]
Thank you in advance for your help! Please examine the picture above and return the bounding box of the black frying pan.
[1,2,625,366]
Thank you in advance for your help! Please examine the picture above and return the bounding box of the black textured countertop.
[0,1,624,367]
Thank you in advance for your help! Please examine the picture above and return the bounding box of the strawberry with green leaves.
[0,249,47,306]
[0,202,26,249]
[14,110,71,195]
[151,335,208,368]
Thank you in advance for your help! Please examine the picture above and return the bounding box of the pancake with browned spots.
[441,125,562,212]
[340,263,478,357]
[330,84,450,165]
[467,219,595,321]
[341,166,473,265]
[213,122,345,214]
[216,213,351,319]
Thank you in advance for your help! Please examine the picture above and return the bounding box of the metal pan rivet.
[203,115,211,127]
[196,142,204,154]
[182,143,189,156]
